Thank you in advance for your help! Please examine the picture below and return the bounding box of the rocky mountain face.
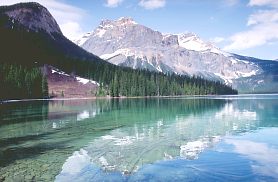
[0,2,102,61]
[76,17,278,93]
[0,2,61,35]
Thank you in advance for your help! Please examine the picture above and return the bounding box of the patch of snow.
[214,73,233,84]
[76,76,100,86]
[96,29,106,38]
[51,69,70,77]
[236,70,257,77]
[209,48,223,54]
[237,59,250,64]
[156,66,162,72]
[214,69,258,84]
[177,33,229,56]
[223,51,233,57]
[102,24,114,29]
[118,17,138,25]
[178,36,207,52]
[230,58,238,65]
[52,68,100,86]
[76,77,90,84]
[100,48,146,61]
[178,33,214,52]
[162,33,173,39]
[100,52,120,60]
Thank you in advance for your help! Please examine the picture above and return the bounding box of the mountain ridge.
[75,17,278,93]
[75,17,260,81]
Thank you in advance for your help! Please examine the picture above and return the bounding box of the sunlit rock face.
[76,17,260,86]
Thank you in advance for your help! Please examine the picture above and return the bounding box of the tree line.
[60,59,238,97]
[0,63,48,100]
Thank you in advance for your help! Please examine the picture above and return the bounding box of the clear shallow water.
[0,95,278,181]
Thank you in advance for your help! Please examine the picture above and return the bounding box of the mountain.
[76,17,278,93]
[1,2,61,35]
[0,2,103,63]
[0,3,237,100]
[0,2,104,99]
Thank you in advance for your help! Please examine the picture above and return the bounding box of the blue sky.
[1,0,278,60]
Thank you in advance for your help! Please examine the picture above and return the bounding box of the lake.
[0,95,278,181]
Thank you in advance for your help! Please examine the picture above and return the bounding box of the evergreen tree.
[0,63,48,100]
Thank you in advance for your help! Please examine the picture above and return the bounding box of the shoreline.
[1,93,278,104]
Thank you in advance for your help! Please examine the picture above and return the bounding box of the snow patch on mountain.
[51,68,99,86]
[214,73,234,84]
[237,70,257,78]
[51,69,70,77]
[76,77,99,86]
[177,33,223,55]
[95,29,106,38]
[118,17,138,25]
[100,48,149,61]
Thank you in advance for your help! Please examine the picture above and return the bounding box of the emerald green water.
[0,95,278,181]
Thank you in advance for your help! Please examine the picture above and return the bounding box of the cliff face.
[0,2,61,35]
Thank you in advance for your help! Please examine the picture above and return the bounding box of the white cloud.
[248,0,278,8]
[224,0,278,51]
[247,10,278,26]
[105,0,124,8]
[60,22,84,41]
[224,23,278,51]
[0,0,86,40]
[139,0,166,10]
[211,37,225,43]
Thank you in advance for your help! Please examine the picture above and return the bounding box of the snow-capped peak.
[100,17,137,28]
[117,17,138,25]
[178,32,218,53]
[74,17,139,46]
